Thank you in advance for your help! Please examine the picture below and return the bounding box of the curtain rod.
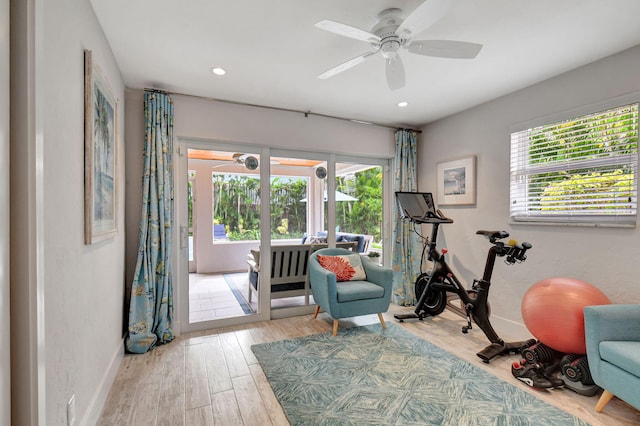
[144,88,170,95]
[145,88,422,134]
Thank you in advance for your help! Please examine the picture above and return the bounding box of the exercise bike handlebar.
[475,230,533,264]
[506,241,532,264]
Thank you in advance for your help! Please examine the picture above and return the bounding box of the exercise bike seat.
[476,230,509,242]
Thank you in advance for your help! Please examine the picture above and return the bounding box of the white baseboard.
[81,337,124,425]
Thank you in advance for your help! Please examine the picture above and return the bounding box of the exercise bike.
[393,192,534,363]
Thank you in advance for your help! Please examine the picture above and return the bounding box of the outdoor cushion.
[250,249,260,270]
[338,235,365,253]
[317,231,366,253]
[303,236,327,244]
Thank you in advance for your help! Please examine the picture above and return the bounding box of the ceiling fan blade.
[396,0,454,39]
[408,40,482,59]
[385,55,405,91]
[315,20,381,43]
[318,51,377,80]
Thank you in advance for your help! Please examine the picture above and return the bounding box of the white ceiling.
[91,0,640,128]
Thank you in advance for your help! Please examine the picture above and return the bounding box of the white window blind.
[510,103,638,226]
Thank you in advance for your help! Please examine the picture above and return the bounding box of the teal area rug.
[252,324,589,426]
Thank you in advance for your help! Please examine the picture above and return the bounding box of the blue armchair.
[309,248,392,336]
[584,304,640,413]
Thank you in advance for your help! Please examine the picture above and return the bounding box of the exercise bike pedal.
[393,312,427,322]
[477,342,507,363]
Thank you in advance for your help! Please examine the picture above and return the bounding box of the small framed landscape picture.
[84,49,118,244]
[436,156,476,206]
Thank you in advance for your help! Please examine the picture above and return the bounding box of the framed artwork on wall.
[84,49,118,244]
[436,156,476,206]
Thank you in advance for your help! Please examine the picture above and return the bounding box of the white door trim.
[9,0,47,422]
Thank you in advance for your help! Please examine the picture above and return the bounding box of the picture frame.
[436,156,476,206]
[84,49,118,244]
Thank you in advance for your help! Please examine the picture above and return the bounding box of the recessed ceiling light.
[211,67,226,76]
[397,101,409,108]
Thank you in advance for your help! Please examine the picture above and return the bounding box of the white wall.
[10,0,125,424]
[172,94,396,156]
[0,0,10,422]
[419,44,640,338]
[124,90,395,286]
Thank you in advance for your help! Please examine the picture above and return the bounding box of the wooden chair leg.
[313,305,320,319]
[333,320,339,336]
[595,389,615,412]
[378,313,387,329]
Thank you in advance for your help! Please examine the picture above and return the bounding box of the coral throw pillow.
[317,254,366,282]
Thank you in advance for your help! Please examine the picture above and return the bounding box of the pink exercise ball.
[521,277,611,354]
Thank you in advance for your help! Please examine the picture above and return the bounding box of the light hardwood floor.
[98,306,640,425]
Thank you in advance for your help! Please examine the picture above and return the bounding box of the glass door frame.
[175,139,271,333]
[333,153,393,268]
[175,141,393,334]
[188,171,196,273]
[268,149,331,319]
[272,149,392,268]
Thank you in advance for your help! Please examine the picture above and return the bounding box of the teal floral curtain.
[391,129,422,306]
[126,90,175,354]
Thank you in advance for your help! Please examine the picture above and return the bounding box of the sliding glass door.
[176,142,391,333]
[268,150,328,318]
[334,162,384,261]
[177,144,269,332]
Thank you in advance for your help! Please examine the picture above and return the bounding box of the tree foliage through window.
[212,166,384,242]
[510,103,638,225]
[334,166,383,241]
[212,174,308,241]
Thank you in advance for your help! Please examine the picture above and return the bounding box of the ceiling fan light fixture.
[397,101,409,107]
[211,67,226,76]
[244,156,259,170]
[315,167,327,179]
[232,153,259,170]
[380,38,401,59]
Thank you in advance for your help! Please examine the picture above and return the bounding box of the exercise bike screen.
[396,192,436,220]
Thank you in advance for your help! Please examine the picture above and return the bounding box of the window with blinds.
[510,103,638,226]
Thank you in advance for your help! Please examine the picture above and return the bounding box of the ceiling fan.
[315,0,482,90]
[210,153,260,170]
[232,153,260,170]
